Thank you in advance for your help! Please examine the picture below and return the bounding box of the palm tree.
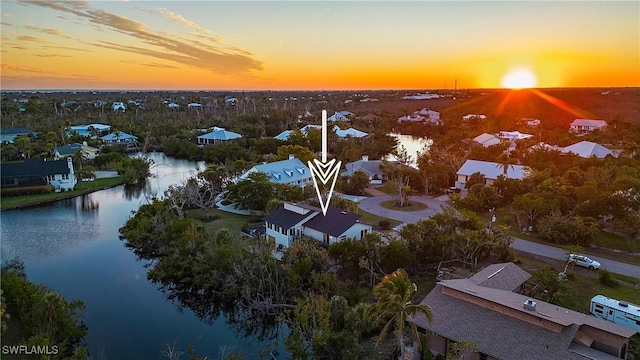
[366,268,433,360]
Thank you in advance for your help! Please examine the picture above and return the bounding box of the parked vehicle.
[590,295,640,332]
[568,254,601,270]
[446,187,461,195]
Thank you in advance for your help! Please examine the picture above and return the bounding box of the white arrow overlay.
[308,110,342,215]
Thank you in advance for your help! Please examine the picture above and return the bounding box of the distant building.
[0,128,35,144]
[463,114,487,121]
[101,132,138,147]
[68,124,111,138]
[498,131,534,140]
[522,118,541,127]
[411,262,636,360]
[54,142,100,160]
[415,108,441,123]
[327,111,353,122]
[111,102,126,112]
[455,159,530,189]
[472,133,502,148]
[570,119,607,133]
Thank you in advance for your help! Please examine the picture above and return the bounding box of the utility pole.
[488,207,496,233]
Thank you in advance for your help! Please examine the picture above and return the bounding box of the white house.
[463,114,487,121]
[1,157,76,191]
[561,141,615,159]
[187,103,202,109]
[473,133,502,148]
[498,131,534,140]
[416,108,440,123]
[238,156,311,188]
[54,142,100,160]
[570,119,607,133]
[111,102,126,112]
[397,114,426,123]
[522,118,541,127]
[196,128,242,144]
[275,125,368,141]
[167,102,180,109]
[327,111,353,122]
[264,202,372,252]
[455,159,531,189]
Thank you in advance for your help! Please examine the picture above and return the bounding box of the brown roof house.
[411,262,636,360]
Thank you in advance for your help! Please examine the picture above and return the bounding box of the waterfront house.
[1,157,76,191]
[341,156,390,185]
[196,128,242,144]
[264,202,372,252]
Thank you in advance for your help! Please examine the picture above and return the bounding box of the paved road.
[359,195,640,278]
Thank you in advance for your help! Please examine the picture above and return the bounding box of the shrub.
[1,185,53,197]
[378,219,391,230]
[598,269,619,288]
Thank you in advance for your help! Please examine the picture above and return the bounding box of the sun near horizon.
[501,68,538,90]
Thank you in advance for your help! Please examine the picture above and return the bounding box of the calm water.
[0,152,279,359]
[385,133,433,168]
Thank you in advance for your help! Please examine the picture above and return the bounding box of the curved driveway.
[359,195,640,278]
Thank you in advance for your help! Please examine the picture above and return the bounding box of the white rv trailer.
[590,295,640,333]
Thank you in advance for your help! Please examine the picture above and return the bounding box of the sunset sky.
[1,1,638,90]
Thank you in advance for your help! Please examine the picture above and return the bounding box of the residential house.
[472,133,502,148]
[68,123,111,138]
[523,118,541,127]
[402,92,442,100]
[327,111,353,122]
[167,102,180,109]
[561,141,616,159]
[187,103,202,109]
[196,128,242,145]
[101,132,138,148]
[570,119,607,133]
[455,159,530,189]
[263,202,372,252]
[398,114,426,123]
[498,131,534,140]
[111,102,126,112]
[463,114,487,121]
[275,125,368,141]
[416,108,440,124]
[238,155,311,188]
[411,262,636,360]
[224,96,237,106]
[1,157,77,191]
[54,142,100,160]
[0,128,36,144]
[341,156,389,185]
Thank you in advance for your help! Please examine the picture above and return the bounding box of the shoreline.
[0,178,125,211]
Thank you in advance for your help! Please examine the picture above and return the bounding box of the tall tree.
[366,268,433,360]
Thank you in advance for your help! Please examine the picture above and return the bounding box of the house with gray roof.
[1,157,76,191]
[0,128,36,144]
[411,262,636,360]
[101,131,138,149]
[455,160,530,189]
[238,155,311,188]
[263,202,372,254]
[570,119,607,133]
[342,156,391,185]
[561,141,615,159]
[54,142,100,160]
[472,133,502,148]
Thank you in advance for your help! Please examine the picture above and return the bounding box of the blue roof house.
[197,128,242,145]
[238,155,311,188]
[0,128,36,144]
[101,131,138,146]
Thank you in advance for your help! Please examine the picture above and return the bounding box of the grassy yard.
[380,200,428,212]
[0,177,124,210]
[357,208,403,230]
[189,208,255,236]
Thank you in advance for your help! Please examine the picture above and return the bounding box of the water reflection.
[385,133,433,167]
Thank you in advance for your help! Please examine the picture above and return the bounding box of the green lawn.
[1,177,124,210]
[189,208,253,236]
[357,208,403,230]
[380,200,428,212]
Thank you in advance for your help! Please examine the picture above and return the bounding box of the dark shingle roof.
[55,143,83,156]
[469,262,531,291]
[412,285,622,360]
[303,206,361,237]
[263,207,316,229]
[1,158,70,178]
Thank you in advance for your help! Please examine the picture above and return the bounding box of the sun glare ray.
[530,89,593,119]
